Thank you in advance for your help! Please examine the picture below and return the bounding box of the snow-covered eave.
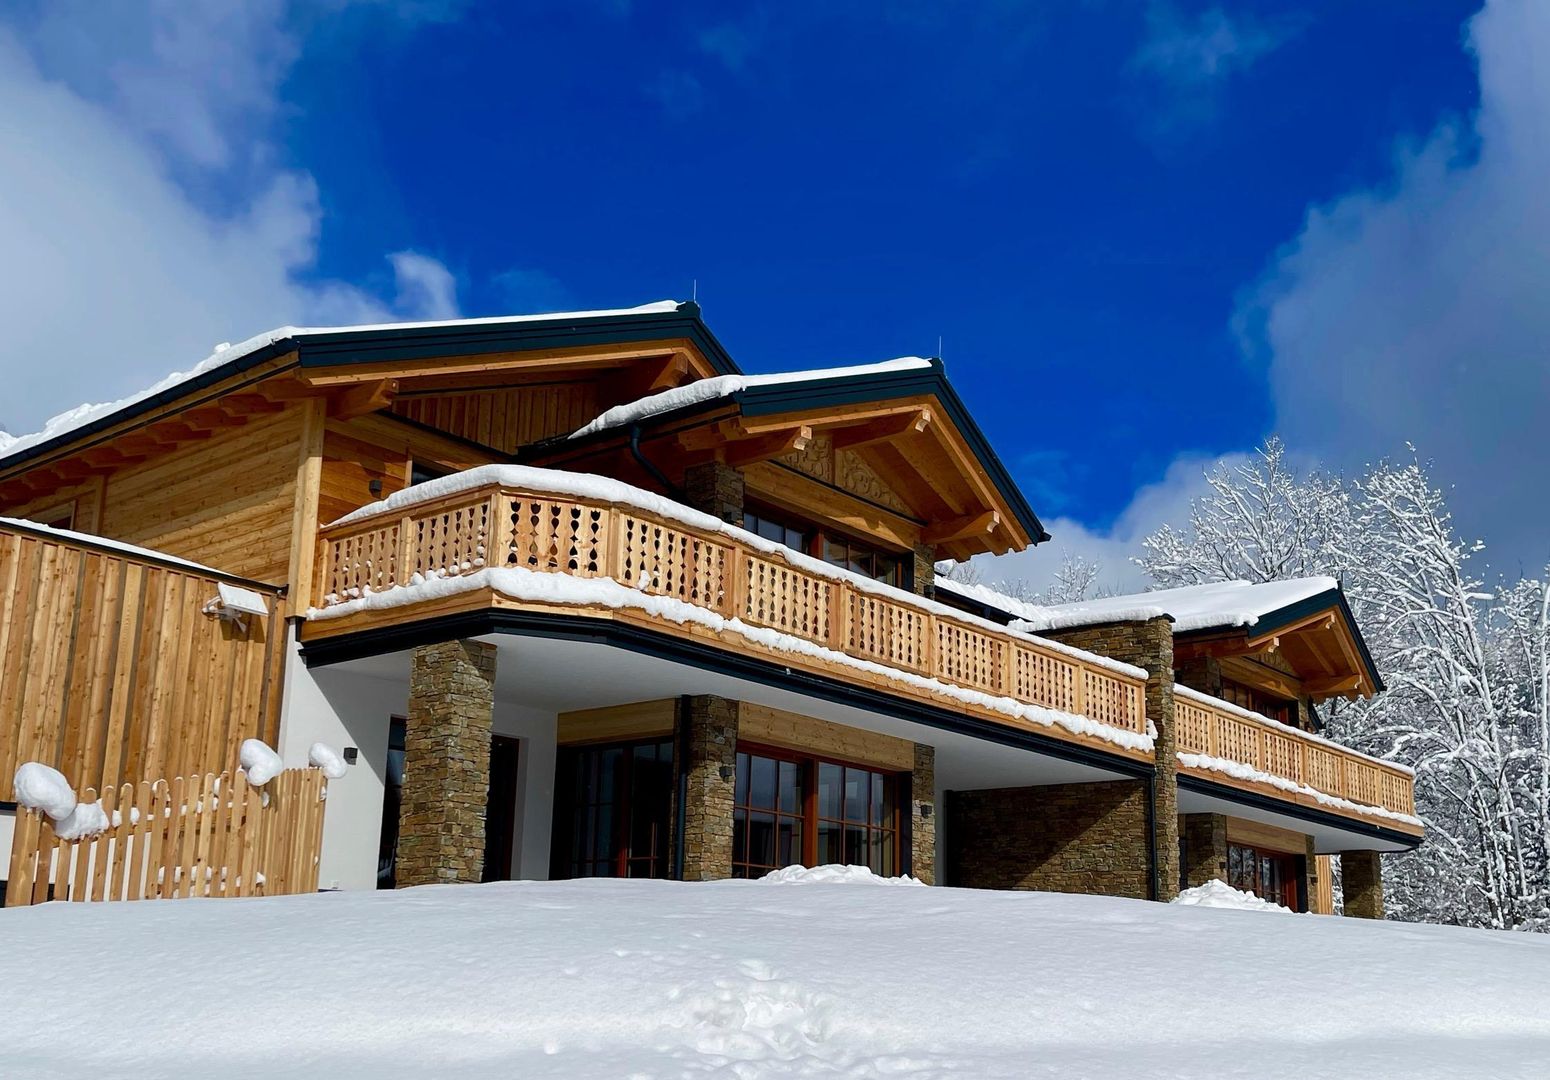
[308,566,1156,757]
[564,357,938,441]
[1178,752,1424,831]
[0,301,705,473]
[320,464,1145,683]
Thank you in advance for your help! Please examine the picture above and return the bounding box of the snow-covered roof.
[567,357,935,440]
[0,301,688,468]
[936,576,1341,634]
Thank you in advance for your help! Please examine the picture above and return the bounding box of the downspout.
[1146,770,1161,902]
[629,423,684,501]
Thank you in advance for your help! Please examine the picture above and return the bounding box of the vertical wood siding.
[0,523,284,803]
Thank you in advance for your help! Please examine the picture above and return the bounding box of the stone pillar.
[1181,813,1228,889]
[1341,850,1385,919]
[1043,616,1179,900]
[398,639,496,887]
[676,695,739,881]
[1303,835,1320,913]
[910,743,936,884]
[911,544,936,598]
[682,462,744,525]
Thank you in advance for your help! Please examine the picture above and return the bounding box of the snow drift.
[0,877,1546,1079]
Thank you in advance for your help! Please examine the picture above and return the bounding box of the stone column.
[910,544,936,599]
[682,462,744,525]
[1181,813,1228,889]
[910,743,936,884]
[398,639,497,888]
[677,695,739,881]
[1341,850,1385,919]
[1303,835,1320,913]
[1043,616,1179,900]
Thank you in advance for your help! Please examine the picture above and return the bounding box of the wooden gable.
[1174,602,1378,701]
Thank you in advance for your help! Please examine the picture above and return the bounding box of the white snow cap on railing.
[13,762,110,839]
[308,743,348,780]
[239,739,284,786]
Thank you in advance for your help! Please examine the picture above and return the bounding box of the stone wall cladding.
[677,695,740,881]
[682,462,745,524]
[398,639,497,888]
[910,743,936,884]
[1044,616,1179,899]
[947,781,1151,899]
[1181,813,1228,889]
[1341,849,1385,919]
[910,544,936,598]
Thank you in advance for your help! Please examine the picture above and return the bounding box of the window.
[32,502,75,531]
[731,746,901,879]
[1228,843,1300,909]
[741,504,908,589]
[554,739,674,879]
[1220,680,1295,727]
[410,459,452,487]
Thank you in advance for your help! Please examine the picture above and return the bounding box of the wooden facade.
[0,308,1420,871]
[0,521,285,805]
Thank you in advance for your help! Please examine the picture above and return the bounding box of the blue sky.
[4,1,1545,587]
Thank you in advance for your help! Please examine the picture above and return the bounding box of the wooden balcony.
[305,476,1152,762]
[1175,686,1420,834]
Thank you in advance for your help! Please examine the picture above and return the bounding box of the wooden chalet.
[0,300,1418,914]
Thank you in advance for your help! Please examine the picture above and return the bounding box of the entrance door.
[483,735,522,882]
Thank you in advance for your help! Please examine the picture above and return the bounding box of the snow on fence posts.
[4,767,327,907]
[1173,688,1416,821]
[312,480,1149,740]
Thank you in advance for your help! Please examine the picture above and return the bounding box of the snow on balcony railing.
[1174,685,1419,827]
[309,466,1152,753]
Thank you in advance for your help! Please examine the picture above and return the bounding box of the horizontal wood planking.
[557,699,677,745]
[1225,816,1312,855]
[319,414,506,527]
[309,483,1151,762]
[1176,691,1417,828]
[98,407,305,584]
[0,523,283,804]
[4,767,327,907]
[738,702,915,771]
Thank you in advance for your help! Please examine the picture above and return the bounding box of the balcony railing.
[310,475,1149,748]
[1175,686,1417,824]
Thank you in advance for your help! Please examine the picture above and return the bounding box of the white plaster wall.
[491,695,557,880]
[0,809,12,893]
[278,633,561,890]
[278,634,406,891]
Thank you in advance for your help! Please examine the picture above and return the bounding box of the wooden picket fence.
[5,767,327,907]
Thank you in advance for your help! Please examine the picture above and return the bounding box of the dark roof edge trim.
[1178,774,1421,849]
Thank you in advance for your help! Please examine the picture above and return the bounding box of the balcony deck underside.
[299,586,1153,771]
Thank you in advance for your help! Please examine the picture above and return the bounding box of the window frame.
[730,740,904,879]
[552,737,675,881]
[740,501,911,590]
[1227,841,1302,909]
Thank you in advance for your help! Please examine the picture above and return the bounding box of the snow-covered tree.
[1136,442,1550,931]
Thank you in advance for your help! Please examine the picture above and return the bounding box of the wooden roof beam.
[829,407,933,451]
[922,509,1001,545]
[613,351,691,403]
[722,426,813,469]
[331,378,400,420]
[295,343,693,388]
[1306,673,1364,697]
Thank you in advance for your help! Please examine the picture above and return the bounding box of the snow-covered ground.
[2,874,1546,1079]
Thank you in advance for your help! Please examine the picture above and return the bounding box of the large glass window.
[1228,843,1300,908]
[742,505,907,589]
[732,746,900,879]
[1220,681,1295,727]
[554,740,673,879]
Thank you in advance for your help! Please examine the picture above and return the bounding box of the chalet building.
[0,301,1420,913]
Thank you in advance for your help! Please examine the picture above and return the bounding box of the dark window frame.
[741,502,911,590]
[552,738,674,881]
[1227,842,1301,909]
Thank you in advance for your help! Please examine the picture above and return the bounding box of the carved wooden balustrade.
[1174,687,1417,824]
[311,481,1149,749]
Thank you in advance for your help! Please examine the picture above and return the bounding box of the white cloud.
[967,450,1250,597]
[0,5,462,438]
[1238,0,1550,569]
[1129,3,1299,135]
